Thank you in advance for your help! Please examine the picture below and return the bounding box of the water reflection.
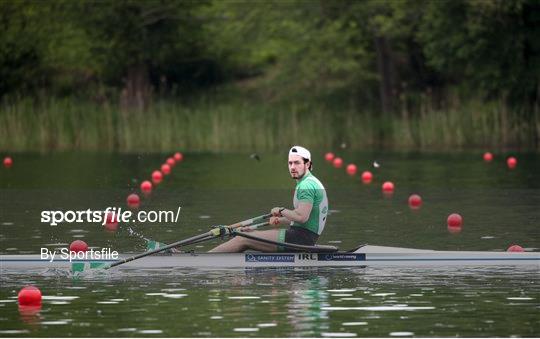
[287,275,330,337]
[18,305,42,326]
[1,266,539,336]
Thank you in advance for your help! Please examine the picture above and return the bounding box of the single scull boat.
[1,245,538,270]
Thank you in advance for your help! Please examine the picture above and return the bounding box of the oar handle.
[228,213,272,229]
[237,221,270,232]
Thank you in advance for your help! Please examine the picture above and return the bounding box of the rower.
[209,146,328,252]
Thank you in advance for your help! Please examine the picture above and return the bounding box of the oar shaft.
[169,221,271,250]
[107,213,271,269]
[171,234,216,249]
[108,231,213,268]
[238,221,270,231]
[229,213,271,228]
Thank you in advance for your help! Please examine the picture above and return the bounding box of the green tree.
[418,0,540,109]
[0,1,50,96]
[73,0,210,110]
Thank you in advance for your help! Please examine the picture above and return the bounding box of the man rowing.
[210,146,328,252]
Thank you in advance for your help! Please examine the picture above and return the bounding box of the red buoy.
[507,244,524,252]
[69,240,88,253]
[3,156,12,168]
[161,163,171,175]
[408,194,422,209]
[483,152,493,162]
[141,180,152,194]
[507,156,517,169]
[332,157,343,168]
[152,170,163,184]
[127,194,140,208]
[325,152,335,162]
[174,152,183,162]
[447,213,463,227]
[18,286,42,306]
[382,181,394,193]
[346,164,357,176]
[361,171,373,184]
[167,157,176,167]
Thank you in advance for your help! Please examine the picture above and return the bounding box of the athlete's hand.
[238,226,254,232]
[269,216,281,226]
[271,207,283,217]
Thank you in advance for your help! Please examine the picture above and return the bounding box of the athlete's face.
[288,154,310,180]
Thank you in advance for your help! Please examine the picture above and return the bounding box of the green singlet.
[291,171,328,235]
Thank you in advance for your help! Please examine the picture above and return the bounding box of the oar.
[106,213,271,269]
[227,213,271,228]
[146,220,272,252]
[146,213,273,251]
[236,221,271,232]
[178,221,271,248]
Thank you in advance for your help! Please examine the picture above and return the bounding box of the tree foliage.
[0,0,538,114]
[0,1,51,94]
[418,0,540,106]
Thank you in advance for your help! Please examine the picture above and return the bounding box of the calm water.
[1,151,539,337]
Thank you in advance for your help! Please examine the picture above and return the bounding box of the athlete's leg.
[208,229,281,252]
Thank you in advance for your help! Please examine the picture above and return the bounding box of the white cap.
[289,146,311,161]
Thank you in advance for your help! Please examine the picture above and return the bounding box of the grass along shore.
[0,96,538,152]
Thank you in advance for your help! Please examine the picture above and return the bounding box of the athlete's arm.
[280,202,313,224]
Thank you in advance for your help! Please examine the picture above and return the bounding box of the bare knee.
[233,237,249,252]
[228,236,257,252]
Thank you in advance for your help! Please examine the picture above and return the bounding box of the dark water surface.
[1,151,539,337]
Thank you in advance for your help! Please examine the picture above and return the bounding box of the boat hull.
[1,246,539,270]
